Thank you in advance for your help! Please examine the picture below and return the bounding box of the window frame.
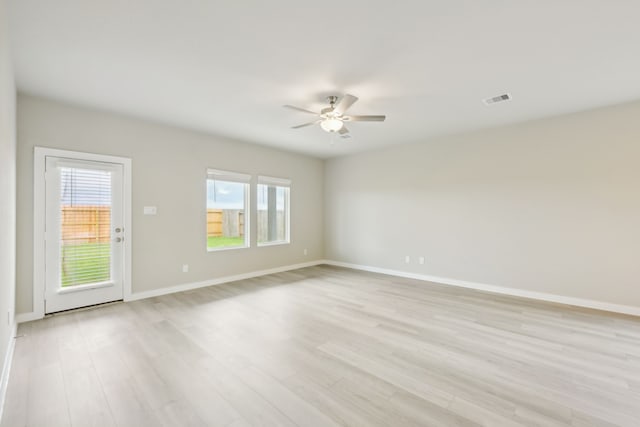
[257,175,291,247]
[206,168,251,252]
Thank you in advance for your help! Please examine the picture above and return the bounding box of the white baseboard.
[15,312,41,324]
[126,260,326,301]
[14,261,326,322]
[18,257,638,319]
[0,323,17,423]
[324,260,640,317]
[16,260,326,323]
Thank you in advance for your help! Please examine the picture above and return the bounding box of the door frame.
[33,147,132,319]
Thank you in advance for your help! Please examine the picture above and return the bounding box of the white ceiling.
[9,1,640,158]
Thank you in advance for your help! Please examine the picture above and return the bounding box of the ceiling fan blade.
[291,120,321,129]
[283,105,319,115]
[338,125,349,135]
[333,94,358,115]
[345,115,386,122]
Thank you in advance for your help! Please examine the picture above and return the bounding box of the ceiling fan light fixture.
[286,94,385,138]
[320,117,344,132]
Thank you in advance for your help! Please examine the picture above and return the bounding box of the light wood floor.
[2,265,640,427]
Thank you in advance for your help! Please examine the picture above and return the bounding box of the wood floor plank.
[3,265,640,426]
[26,362,71,427]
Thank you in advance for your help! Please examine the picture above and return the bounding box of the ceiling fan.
[284,94,386,138]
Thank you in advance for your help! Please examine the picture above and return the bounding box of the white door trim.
[33,147,132,319]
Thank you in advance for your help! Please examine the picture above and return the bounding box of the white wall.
[16,95,324,315]
[0,0,17,408]
[325,101,640,309]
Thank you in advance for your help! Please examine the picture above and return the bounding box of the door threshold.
[45,300,124,317]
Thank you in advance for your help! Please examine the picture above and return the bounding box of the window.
[206,169,250,250]
[257,176,290,246]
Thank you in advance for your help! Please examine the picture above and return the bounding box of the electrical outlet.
[405,255,410,264]
[303,249,308,256]
[419,256,425,265]
[182,264,189,273]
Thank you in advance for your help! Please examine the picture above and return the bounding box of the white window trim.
[207,168,251,183]
[206,168,251,252]
[258,175,291,186]
[257,175,291,247]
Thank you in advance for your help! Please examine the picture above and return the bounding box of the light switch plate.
[143,206,157,215]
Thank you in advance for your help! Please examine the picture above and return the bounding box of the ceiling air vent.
[483,93,511,105]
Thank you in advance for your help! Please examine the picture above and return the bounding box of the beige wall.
[14,92,640,314]
[16,95,324,314]
[325,101,640,308]
[0,0,17,385]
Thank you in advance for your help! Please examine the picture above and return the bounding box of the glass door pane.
[59,167,112,287]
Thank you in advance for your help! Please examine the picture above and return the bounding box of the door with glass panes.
[44,156,124,313]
